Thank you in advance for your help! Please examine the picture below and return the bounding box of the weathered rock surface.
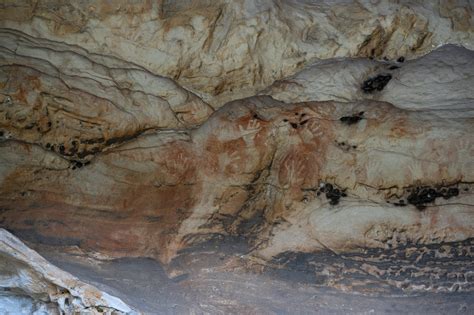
[0,228,135,314]
[263,45,474,116]
[0,1,473,312]
[1,0,473,107]
[1,95,473,264]
[0,28,213,164]
[31,237,474,313]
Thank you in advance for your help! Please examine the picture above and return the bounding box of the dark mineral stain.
[394,200,406,207]
[448,187,459,197]
[76,146,101,159]
[70,160,92,170]
[105,134,137,146]
[82,138,105,145]
[252,113,265,121]
[270,238,474,294]
[397,56,405,63]
[319,183,346,206]
[406,185,461,210]
[389,65,400,70]
[361,74,392,93]
[340,112,364,125]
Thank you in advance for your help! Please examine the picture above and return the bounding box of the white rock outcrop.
[263,45,474,117]
[0,228,136,314]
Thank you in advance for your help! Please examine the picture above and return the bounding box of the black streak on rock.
[340,112,364,125]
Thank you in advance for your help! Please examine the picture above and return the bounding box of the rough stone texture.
[0,228,135,314]
[1,94,473,264]
[0,0,473,107]
[30,237,474,313]
[263,45,474,116]
[0,1,473,313]
[0,29,213,164]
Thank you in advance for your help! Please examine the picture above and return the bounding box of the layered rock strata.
[1,0,473,107]
[263,45,474,116]
[0,1,473,310]
[0,29,213,166]
[1,93,473,263]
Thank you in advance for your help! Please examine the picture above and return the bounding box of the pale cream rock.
[0,0,473,107]
[0,228,136,314]
[256,200,474,259]
[263,45,474,117]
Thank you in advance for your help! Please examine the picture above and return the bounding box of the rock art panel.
[0,4,473,303]
[1,96,472,264]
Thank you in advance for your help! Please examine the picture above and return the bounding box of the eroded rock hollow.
[0,1,473,313]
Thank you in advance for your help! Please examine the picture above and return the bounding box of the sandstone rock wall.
[0,29,212,165]
[263,45,474,115]
[1,94,473,263]
[0,1,473,268]
[1,0,473,107]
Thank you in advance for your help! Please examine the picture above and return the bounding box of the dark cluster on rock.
[71,160,90,170]
[406,186,460,210]
[361,74,392,93]
[318,183,347,205]
[335,140,357,151]
[283,112,311,130]
[388,185,463,210]
[340,111,364,125]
